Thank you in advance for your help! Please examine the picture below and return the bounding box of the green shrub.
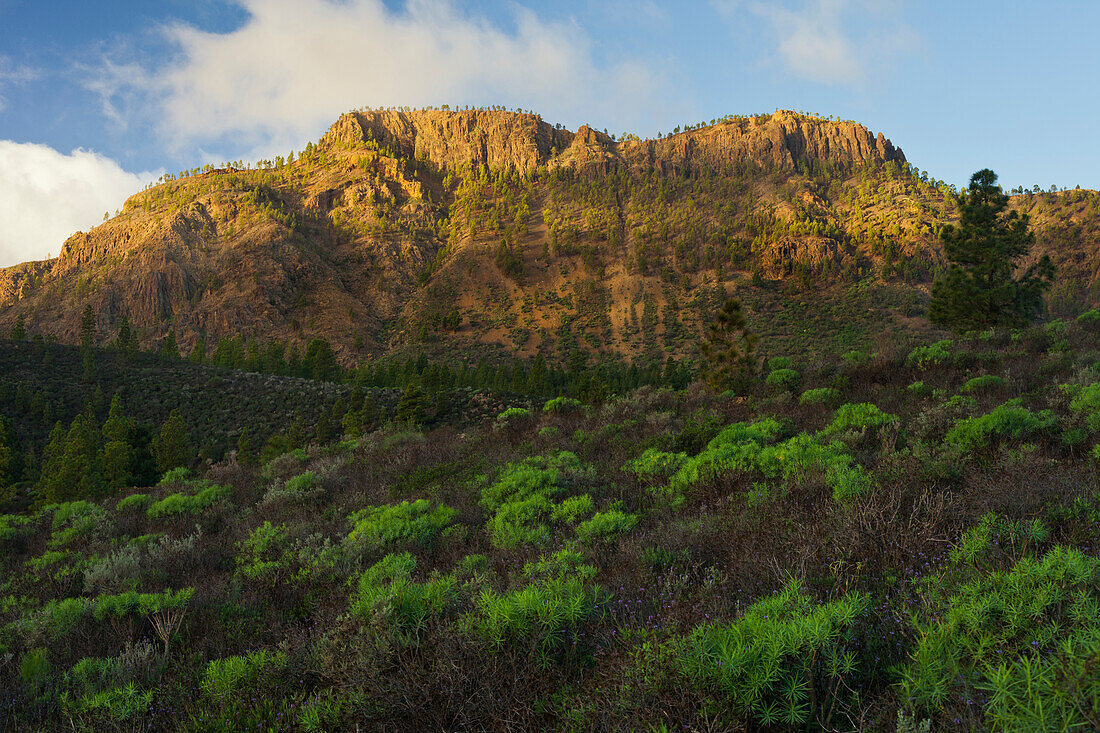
[550,494,595,524]
[1075,308,1100,328]
[899,546,1100,731]
[92,587,194,622]
[538,426,559,438]
[1069,383,1100,432]
[828,464,874,504]
[767,356,793,371]
[677,577,869,728]
[202,649,287,701]
[819,403,899,438]
[906,381,931,397]
[20,647,50,686]
[907,340,953,369]
[46,501,108,548]
[798,387,841,406]
[350,552,455,632]
[115,493,150,512]
[344,499,457,556]
[495,407,533,431]
[479,452,590,550]
[14,597,92,643]
[463,561,600,656]
[575,508,638,543]
[944,400,1057,452]
[543,396,583,414]
[0,513,31,543]
[157,467,191,486]
[765,368,801,391]
[959,374,1005,394]
[64,683,154,723]
[146,484,231,519]
[622,448,688,481]
[236,522,293,586]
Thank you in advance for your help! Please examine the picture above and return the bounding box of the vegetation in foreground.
[3,311,1100,731]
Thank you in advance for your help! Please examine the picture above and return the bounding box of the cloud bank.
[0,142,156,268]
[94,0,664,156]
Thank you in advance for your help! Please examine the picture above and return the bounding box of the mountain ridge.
[0,108,1096,365]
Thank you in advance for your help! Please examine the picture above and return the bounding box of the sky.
[1,0,1098,267]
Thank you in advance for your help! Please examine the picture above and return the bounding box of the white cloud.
[92,0,666,155]
[0,55,40,113]
[0,142,158,268]
[716,0,915,86]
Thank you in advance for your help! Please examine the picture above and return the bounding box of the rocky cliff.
[0,108,1093,365]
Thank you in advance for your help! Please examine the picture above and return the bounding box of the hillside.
[4,314,1100,730]
[1,108,1097,367]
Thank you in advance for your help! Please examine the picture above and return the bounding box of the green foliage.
[767,356,793,371]
[959,374,1005,394]
[20,647,50,686]
[92,587,194,621]
[899,546,1100,731]
[351,552,456,632]
[930,169,1054,331]
[798,387,842,405]
[153,409,192,473]
[463,555,600,656]
[944,400,1057,452]
[46,500,107,548]
[13,597,92,644]
[495,407,533,431]
[146,483,231,518]
[819,402,899,438]
[480,452,588,549]
[1069,383,1100,432]
[158,466,191,486]
[700,298,758,393]
[0,512,31,543]
[344,499,457,556]
[202,649,287,701]
[115,493,150,512]
[677,577,869,728]
[575,507,638,543]
[765,368,801,391]
[543,396,583,414]
[550,494,594,524]
[906,340,953,369]
[623,448,688,482]
[828,464,874,504]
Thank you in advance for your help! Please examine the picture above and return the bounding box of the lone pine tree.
[929,169,1054,332]
[701,298,759,393]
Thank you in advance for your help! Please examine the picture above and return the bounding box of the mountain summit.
[0,108,1094,364]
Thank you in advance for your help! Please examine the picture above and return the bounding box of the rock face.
[4,107,1091,364]
[322,108,904,175]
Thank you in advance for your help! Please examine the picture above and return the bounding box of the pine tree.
[153,409,191,474]
[39,413,104,502]
[236,428,254,465]
[700,298,759,393]
[929,169,1055,331]
[102,395,135,489]
[10,315,27,341]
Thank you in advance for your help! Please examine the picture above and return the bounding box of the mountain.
[1,108,1097,365]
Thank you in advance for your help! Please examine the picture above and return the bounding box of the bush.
[543,396,583,414]
[344,499,457,556]
[767,356,793,371]
[157,466,192,486]
[550,494,594,524]
[1074,308,1100,329]
[575,508,638,543]
[907,340,953,369]
[92,587,194,622]
[462,559,600,656]
[944,400,1057,452]
[350,552,455,632]
[202,649,287,702]
[0,513,31,543]
[819,402,899,438]
[146,484,231,519]
[828,464,874,504]
[1069,383,1100,432]
[676,577,869,728]
[46,501,108,548]
[115,493,150,512]
[899,546,1100,730]
[261,470,324,507]
[495,407,534,431]
[798,387,841,406]
[959,374,1005,394]
[14,597,92,644]
[622,448,688,482]
[765,368,801,391]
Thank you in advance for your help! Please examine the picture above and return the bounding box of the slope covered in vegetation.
[3,313,1100,731]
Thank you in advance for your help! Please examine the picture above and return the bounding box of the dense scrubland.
[3,311,1100,731]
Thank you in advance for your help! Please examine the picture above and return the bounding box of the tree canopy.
[929,169,1054,331]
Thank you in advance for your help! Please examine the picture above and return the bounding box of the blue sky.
[1,0,1098,266]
